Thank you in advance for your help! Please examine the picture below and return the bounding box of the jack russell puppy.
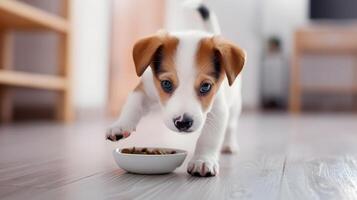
[106,2,246,177]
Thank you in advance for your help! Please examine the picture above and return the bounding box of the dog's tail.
[183,0,221,35]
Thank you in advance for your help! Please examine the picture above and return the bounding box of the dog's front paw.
[105,123,135,142]
[187,157,219,177]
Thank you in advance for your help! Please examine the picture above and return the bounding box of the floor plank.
[29,114,288,200]
[0,120,114,188]
[281,115,357,200]
[32,154,285,200]
[1,113,357,199]
[0,186,45,200]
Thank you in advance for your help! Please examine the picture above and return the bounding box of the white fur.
[162,31,211,133]
[106,4,243,177]
[106,31,243,176]
[183,0,221,34]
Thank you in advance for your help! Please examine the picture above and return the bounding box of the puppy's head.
[133,31,245,133]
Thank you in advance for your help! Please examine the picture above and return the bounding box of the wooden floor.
[0,112,357,200]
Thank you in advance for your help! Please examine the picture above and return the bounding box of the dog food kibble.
[121,147,176,155]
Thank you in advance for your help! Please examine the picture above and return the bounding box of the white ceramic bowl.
[113,147,188,174]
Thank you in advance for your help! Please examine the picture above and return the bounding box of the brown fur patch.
[213,37,246,85]
[195,38,225,111]
[133,36,162,77]
[150,34,179,105]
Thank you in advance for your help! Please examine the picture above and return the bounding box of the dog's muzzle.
[173,114,193,132]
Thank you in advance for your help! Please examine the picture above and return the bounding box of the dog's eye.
[199,82,212,95]
[161,80,173,93]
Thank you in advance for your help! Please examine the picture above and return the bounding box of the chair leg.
[55,0,74,123]
[289,39,301,114]
[0,87,12,123]
[56,89,73,123]
[0,30,13,123]
[55,28,73,122]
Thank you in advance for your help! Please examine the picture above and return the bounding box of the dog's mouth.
[177,129,194,133]
[167,125,196,134]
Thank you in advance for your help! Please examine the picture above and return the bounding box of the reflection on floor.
[0,112,357,200]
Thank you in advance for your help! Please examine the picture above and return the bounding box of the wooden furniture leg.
[289,33,301,113]
[0,30,13,123]
[56,33,73,123]
[353,54,357,111]
[56,0,73,122]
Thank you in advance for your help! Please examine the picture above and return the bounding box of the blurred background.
[1,1,357,198]
[0,0,357,123]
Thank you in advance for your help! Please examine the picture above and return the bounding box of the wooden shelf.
[302,85,357,94]
[0,70,66,90]
[0,0,73,123]
[0,0,69,33]
[290,25,357,113]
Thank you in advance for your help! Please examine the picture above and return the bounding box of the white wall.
[261,0,308,55]
[72,0,111,108]
[165,0,263,108]
[14,0,111,109]
[258,0,308,104]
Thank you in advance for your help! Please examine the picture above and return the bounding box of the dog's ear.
[213,37,246,86]
[133,35,163,77]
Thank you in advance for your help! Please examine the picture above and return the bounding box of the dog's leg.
[187,95,228,177]
[106,88,149,142]
[221,103,241,154]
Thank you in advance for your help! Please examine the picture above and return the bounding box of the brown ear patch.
[195,37,246,111]
[150,35,179,75]
[138,33,179,105]
[196,38,223,80]
[132,33,179,77]
[132,32,179,105]
[133,36,162,77]
[213,37,246,86]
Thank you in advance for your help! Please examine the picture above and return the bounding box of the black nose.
[173,114,193,132]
